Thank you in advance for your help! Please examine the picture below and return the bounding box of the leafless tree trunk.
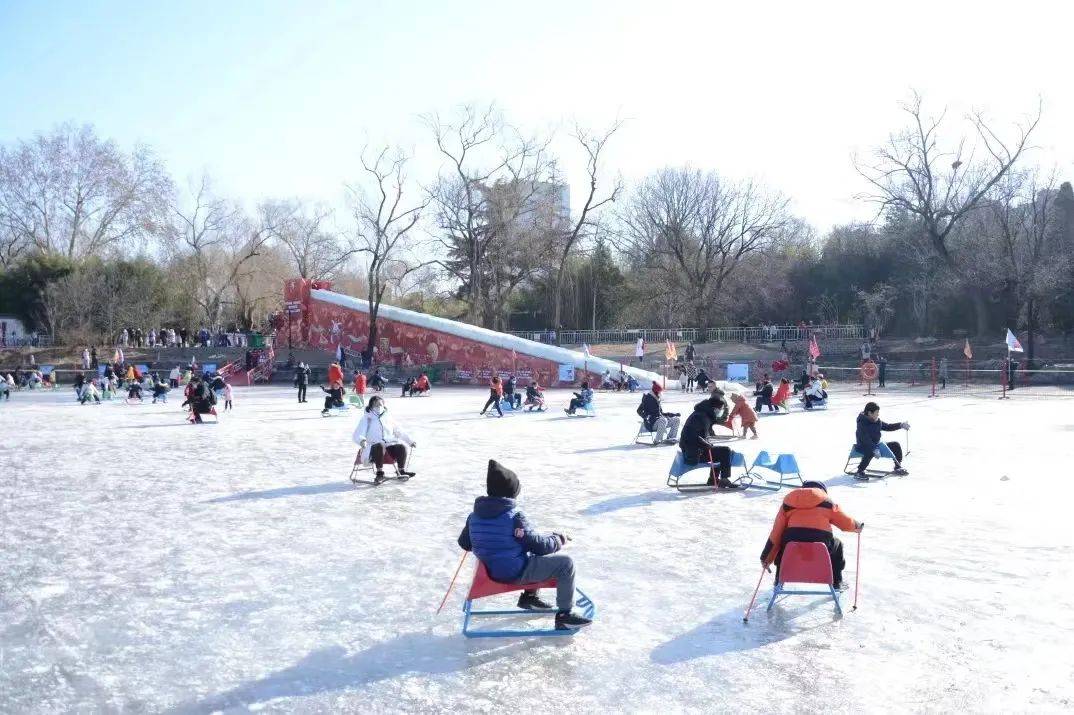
[614,168,790,326]
[553,120,623,332]
[348,146,429,362]
[856,92,1041,336]
[424,104,550,327]
[0,123,172,260]
[167,175,281,328]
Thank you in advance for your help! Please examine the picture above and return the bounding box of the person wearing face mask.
[352,396,417,484]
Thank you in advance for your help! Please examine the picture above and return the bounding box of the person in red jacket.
[771,378,792,412]
[760,481,862,589]
[479,376,504,417]
[412,373,430,396]
[727,393,759,439]
[353,370,366,396]
[327,361,343,386]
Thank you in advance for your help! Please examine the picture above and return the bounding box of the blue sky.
[2,1,1069,230]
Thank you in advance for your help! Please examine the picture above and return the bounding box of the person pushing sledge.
[457,460,592,631]
[760,480,862,590]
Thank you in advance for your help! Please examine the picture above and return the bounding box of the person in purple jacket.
[457,460,592,631]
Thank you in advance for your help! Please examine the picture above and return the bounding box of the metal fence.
[510,324,865,346]
[0,334,54,349]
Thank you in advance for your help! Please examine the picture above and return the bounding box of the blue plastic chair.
[730,451,780,491]
[666,452,720,491]
[750,451,804,489]
[844,442,898,476]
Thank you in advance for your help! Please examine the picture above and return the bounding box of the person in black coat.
[853,401,909,478]
[678,395,739,488]
[320,382,345,415]
[401,376,416,397]
[753,378,775,412]
[503,376,521,409]
[695,369,711,392]
[294,362,310,403]
[636,382,680,443]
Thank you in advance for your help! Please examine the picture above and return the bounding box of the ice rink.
[2,383,1071,713]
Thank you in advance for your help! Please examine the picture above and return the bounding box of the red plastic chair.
[767,541,842,615]
[467,561,556,600]
[463,561,594,638]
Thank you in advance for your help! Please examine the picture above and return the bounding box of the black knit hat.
[487,459,521,498]
[802,480,827,492]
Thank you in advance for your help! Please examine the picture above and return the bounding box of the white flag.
[1005,329,1024,353]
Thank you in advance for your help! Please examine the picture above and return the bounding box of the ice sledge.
[567,402,596,417]
[767,541,842,615]
[666,451,725,491]
[322,403,350,417]
[844,442,902,478]
[349,447,411,486]
[635,420,658,445]
[462,561,595,638]
[800,398,828,411]
[750,451,804,489]
[348,394,365,407]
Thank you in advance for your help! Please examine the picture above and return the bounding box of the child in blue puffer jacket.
[457,459,592,631]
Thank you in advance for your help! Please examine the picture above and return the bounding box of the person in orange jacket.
[760,481,862,589]
[353,370,366,396]
[412,372,430,395]
[727,392,759,439]
[327,361,343,386]
[479,376,504,417]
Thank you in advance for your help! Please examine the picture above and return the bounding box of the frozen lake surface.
[1,384,1071,713]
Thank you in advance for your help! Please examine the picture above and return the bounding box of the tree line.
[2,95,1071,355]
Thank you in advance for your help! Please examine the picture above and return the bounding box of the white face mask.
[374,405,386,416]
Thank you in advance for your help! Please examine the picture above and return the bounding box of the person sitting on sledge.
[626,374,640,392]
[695,368,712,392]
[802,376,826,409]
[727,392,759,439]
[759,480,862,590]
[368,367,386,392]
[480,376,504,417]
[637,382,680,444]
[564,381,594,415]
[523,381,546,411]
[400,376,416,397]
[753,376,776,412]
[678,394,740,489]
[79,379,101,404]
[151,378,170,403]
[854,401,909,478]
[127,380,144,402]
[352,395,416,484]
[411,372,430,396]
[457,459,592,631]
[187,377,216,423]
[793,368,810,395]
[771,377,792,412]
[320,380,346,415]
[503,375,521,409]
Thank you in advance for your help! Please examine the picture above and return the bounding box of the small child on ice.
[457,460,592,631]
[223,382,233,411]
[728,392,759,439]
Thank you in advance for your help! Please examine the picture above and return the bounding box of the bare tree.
[348,146,429,361]
[614,168,790,326]
[856,92,1041,335]
[0,123,172,260]
[268,200,354,279]
[167,175,283,328]
[976,169,1065,364]
[424,104,551,327]
[552,120,623,332]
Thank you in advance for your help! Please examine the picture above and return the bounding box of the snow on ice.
[1,384,1072,712]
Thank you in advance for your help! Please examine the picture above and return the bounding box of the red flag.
[808,335,821,359]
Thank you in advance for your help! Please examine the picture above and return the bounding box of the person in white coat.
[352,395,416,484]
[803,376,827,410]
